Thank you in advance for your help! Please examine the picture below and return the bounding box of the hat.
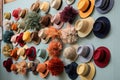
[39,14,52,27]
[40,1,50,13]
[77,0,95,18]
[3,31,14,43]
[11,34,19,43]
[77,62,96,80]
[36,61,49,78]
[63,46,78,61]
[93,16,110,38]
[51,13,64,29]
[3,19,13,31]
[31,31,41,45]
[2,43,13,57]
[37,49,48,63]
[93,46,111,68]
[10,47,19,61]
[12,8,21,21]
[25,46,36,61]
[17,45,28,60]
[4,12,11,20]
[77,44,94,63]
[75,17,94,37]
[11,23,18,31]
[65,62,78,80]
[22,31,31,43]
[65,0,75,5]
[50,0,62,10]
[30,1,40,12]
[19,8,28,18]
[95,0,114,14]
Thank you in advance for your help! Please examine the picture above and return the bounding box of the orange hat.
[11,23,18,31]
[10,47,19,61]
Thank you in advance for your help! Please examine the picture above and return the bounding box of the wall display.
[1,0,120,80]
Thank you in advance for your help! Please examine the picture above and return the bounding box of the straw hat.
[50,0,62,10]
[93,16,110,38]
[93,46,111,68]
[77,44,94,63]
[66,0,75,5]
[37,49,49,63]
[77,0,95,18]
[19,8,28,18]
[75,17,94,37]
[95,0,114,14]
[36,61,49,78]
[77,62,96,80]
[4,12,11,20]
[30,1,40,12]
[40,1,50,13]
[51,13,64,29]
[22,31,31,43]
[12,8,21,21]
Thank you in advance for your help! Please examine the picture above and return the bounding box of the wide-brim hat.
[19,8,28,19]
[50,0,62,10]
[95,0,114,14]
[93,16,110,38]
[40,1,50,13]
[31,31,41,45]
[65,62,78,80]
[93,46,111,68]
[51,13,64,30]
[66,0,75,5]
[75,17,94,37]
[37,49,48,63]
[77,44,94,63]
[77,62,96,80]
[12,8,21,21]
[4,12,11,20]
[77,0,95,18]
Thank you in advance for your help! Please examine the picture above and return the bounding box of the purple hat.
[95,0,114,14]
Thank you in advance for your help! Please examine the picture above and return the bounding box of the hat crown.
[94,49,106,62]
[37,63,47,73]
[38,29,46,38]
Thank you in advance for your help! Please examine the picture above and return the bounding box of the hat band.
[83,0,91,13]
[100,0,110,10]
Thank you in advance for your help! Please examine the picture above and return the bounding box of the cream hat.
[77,62,96,80]
[50,0,62,10]
[40,1,50,13]
[75,17,94,38]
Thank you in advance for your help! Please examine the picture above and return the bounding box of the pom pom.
[47,40,63,57]
[60,5,78,24]
[48,57,64,76]
[3,31,14,43]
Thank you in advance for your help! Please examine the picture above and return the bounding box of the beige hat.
[75,17,94,38]
[77,62,96,80]
[40,1,50,13]
[63,46,78,61]
[50,0,62,10]
[30,1,40,12]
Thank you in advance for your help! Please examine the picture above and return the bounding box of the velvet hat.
[65,0,75,5]
[40,1,50,13]
[51,13,64,29]
[77,62,96,80]
[77,0,95,18]
[50,0,62,10]
[93,16,111,38]
[77,44,94,63]
[95,0,114,14]
[93,46,111,68]
[36,61,49,78]
[25,46,36,61]
[31,31,41,45]
[75,17,94,38]
[4,12,11,20]
[12,8,21,21]
[65,62,78,80]
[37,49,48,63]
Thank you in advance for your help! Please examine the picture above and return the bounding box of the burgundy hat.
[26,46,36,61]
[3,58,13,72]
[93,46,111,68]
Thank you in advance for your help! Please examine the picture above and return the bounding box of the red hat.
[12,8,21,21]
[93,46,111,68]
[26,46,36,61]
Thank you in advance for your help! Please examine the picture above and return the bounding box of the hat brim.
[53,22,64,30]
[66,0,75,5]
[78,44,94,62]
[93,17,110,38]
[78,0,95,18]
[77,17,94,37]
[96,0,114,14]
[93,47,111,68]
[79,62,96,80]
[41,36,51,44]
[51,0,62,10]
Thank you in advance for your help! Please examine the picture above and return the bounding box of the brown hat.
[30,1,40,12]
[31,31,41,45]
[19,8,28,18]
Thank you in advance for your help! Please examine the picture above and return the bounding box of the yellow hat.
[22,31,31,42]
[4,12,11,20]
[40,1,50,13]
[77,0,95,18]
